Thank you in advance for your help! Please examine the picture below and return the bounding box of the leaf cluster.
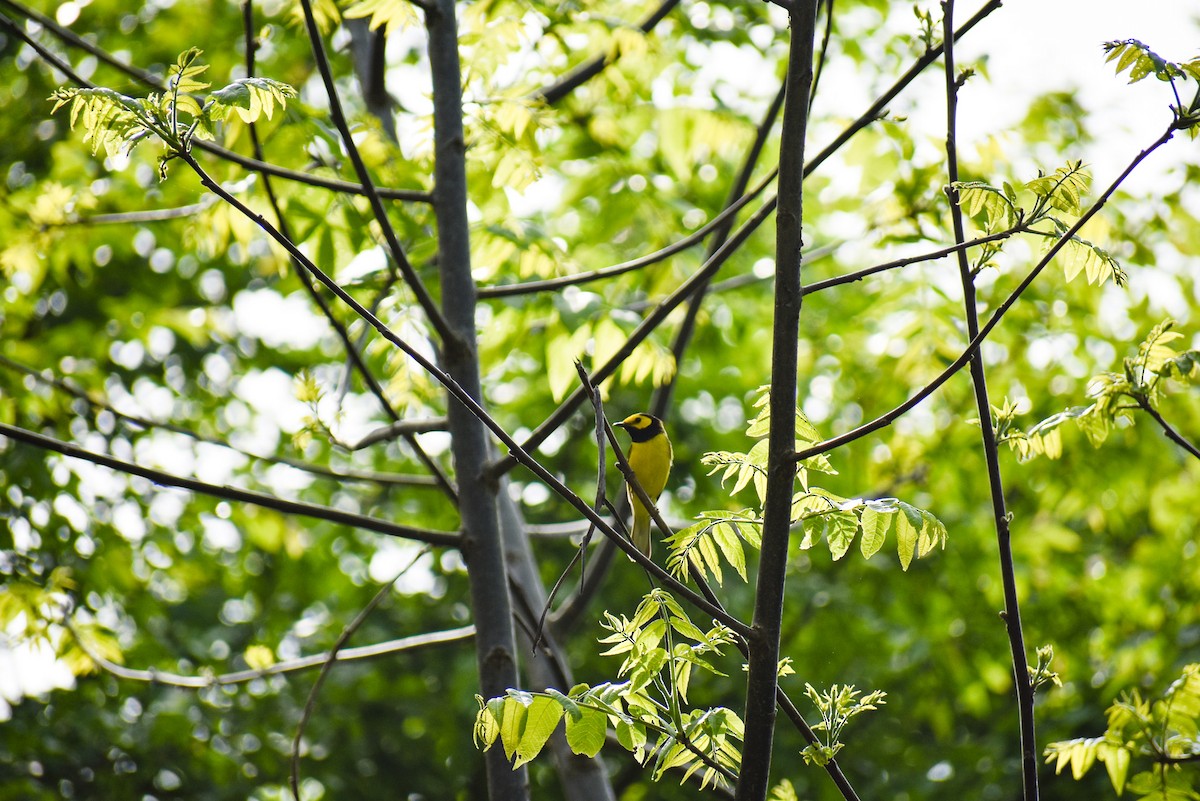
[999,319,1198,460]
[1046,663,1200,799]
[954,161,1124,286]
[50,49,296,177]
[475,590,741,789]
[691,387,947,574]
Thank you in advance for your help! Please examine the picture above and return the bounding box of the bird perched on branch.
[615,412,673,557]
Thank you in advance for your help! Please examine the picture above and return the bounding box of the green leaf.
[497,694,528,761]
[207,77,297,124]
[512,696,565,768]
[565,706,606,758]
[859,505,891,559]
[712,521,748,582]
[823,510,859,561]
[343,0,420,33]
[614,718,647,758]
[474,696,501,749]
[1101,743,1131,794]
[626,647,668,693]
[895,507,918,571]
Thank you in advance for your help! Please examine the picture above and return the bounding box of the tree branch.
[941,4,1037,799]
[0,353,440,488]
[0,0,432,203]
[1136,396,1200,460]
[291,549,430,801]
[0,421,460,547]
[164,143,741,637]
[298,0,454,345]
[67,617,473,688]
[485,0,1006,481]
[242,1,457,502]
[534,0,681,106]
[476,170,775,299]
[793,124,1177,464]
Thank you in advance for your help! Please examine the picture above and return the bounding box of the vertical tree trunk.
[426,2,526,799]
[736,5,818,801]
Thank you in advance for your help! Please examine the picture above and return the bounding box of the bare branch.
[298,0,454,344]
[66,616,473,688]
[0,421,460,547]
[941,3,1037,798]
[1136,396,1200,460]
[476,170,775,299]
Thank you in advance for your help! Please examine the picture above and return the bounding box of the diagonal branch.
[241,1,456,501]
[0,421,460,546]
[534,0,681,106]
[1136,396,1200,460]
[298,0,454,345]
[0,353,439,488]
[476,170,776,299]
[793,124,1178,464]
[0,1,432,202]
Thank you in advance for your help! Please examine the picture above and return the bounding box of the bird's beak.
[614,421,629,431]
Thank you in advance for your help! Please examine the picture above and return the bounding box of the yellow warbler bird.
[615,412,673,557]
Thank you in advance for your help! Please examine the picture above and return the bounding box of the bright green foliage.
[476,591,741,789]
[4,2,1200,800]
[1028,644,1062,693]
[1000,320,1199,460]
[1103,40,1200,134]
[693,387,947,573]
[343,0,421,34]
[953,161,1125,286]
[50,49,295,176]
[1046,664,1200,798]
[799,684,887,767]
[1104,40,1200,85]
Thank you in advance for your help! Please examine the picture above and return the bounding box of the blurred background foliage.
[1,0,1198,799]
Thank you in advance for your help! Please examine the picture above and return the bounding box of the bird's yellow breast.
[627,432,672,500]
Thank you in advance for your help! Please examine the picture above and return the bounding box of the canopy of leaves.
[1,1,1199,800]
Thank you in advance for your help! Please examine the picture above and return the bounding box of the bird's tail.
[631,506,652,557]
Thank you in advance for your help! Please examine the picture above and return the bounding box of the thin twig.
[290,548,431,801]
[67,617,471,688]
[0,421,460,546]
[0,1,432,202]
[800,226,1029,296]
[476,170,776,299]
[0,353,439,488]
[1137,397,1200,460]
